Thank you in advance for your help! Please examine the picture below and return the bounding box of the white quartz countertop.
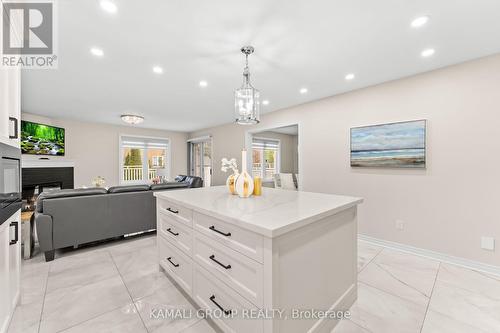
[154,186,363,238]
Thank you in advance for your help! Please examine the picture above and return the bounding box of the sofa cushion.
[36,188,108,212]
[174,175,187,182]
[184,176,203,188]
[150,183,189,191]
[107,185,150,194]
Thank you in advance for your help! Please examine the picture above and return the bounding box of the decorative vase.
[253,176,262,196]
[92,176,105,188]
[235,150,254,198]
[226,173,238,195]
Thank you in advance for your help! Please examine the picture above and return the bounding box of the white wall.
[190,54,500,267]
[21,113,188,187]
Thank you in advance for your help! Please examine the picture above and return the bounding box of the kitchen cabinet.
[155,187,362,333]
[0,209,21,333]
[0,67,21,148]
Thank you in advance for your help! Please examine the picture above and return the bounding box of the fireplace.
[22,182,63,211]
[19,161,75,259]
[21,166,74,212]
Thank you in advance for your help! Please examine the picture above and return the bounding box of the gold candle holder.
[253,177,262,196]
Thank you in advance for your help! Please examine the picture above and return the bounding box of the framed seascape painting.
[350,120,426,168]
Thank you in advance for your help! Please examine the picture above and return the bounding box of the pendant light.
[234,46,260,125]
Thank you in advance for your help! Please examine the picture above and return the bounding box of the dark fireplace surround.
[22,167,74,211]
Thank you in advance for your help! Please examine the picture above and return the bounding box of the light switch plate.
[481,237,495,251]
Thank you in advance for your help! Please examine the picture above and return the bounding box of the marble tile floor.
[7,234,218,333]
[7,234,500,333]
[336,242,500,333]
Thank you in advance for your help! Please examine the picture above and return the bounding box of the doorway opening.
[188,137,212,187]
[246,124,299,190]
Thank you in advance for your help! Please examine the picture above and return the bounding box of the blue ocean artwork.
[350,120,426,168]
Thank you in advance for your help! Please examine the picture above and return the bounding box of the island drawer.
[157,199,192,226]
[193,264,263,333]
[158,235,193,296]
[193,231,263,307]
[193,212,263,263]
[158,213,193,256]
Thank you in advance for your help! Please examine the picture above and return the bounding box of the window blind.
[252,138,279,150]
[121,136,169,149]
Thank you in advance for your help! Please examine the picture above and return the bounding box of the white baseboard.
[358,234,500,277]
[308,283,356,333]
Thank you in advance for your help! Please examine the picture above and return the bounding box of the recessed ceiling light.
[199,80,208,87]
[411,15,430,28]
[152,66,163,74]
[90,47,104,57]
[121,114,144,125]
[299,88,308,94]
[100,0,117,13]
[262,100,269,105]
[345,73,355,81]
[421,48,435,58]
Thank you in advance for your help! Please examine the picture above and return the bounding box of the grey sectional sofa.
[35,175,202,261]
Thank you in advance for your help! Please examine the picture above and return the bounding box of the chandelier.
[234,46,260,125]
[121,114,144,125]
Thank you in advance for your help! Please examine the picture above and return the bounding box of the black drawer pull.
[166,208,179,214]
[166,256,179,267]
[166,228,179,236]
[209,225,231,237]
[209,255,231,269]
[9,221,18,245]
[209,295,231,315]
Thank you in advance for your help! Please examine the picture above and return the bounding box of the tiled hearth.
[7,236,500,333]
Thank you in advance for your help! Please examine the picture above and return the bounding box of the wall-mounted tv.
[21,121,65,156]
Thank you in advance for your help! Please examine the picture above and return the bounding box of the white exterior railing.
[148,168,157,180]
[252,163,276,180]
[123,166,158,182]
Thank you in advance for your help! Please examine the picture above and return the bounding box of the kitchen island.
[154,186,363,333]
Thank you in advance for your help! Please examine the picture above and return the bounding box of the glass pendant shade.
[235,84,260,125]
[235,46,260,125]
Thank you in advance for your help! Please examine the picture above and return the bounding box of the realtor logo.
[1,0,57,68]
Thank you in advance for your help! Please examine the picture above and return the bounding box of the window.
[252,138,279,181]
[120,135,170,184]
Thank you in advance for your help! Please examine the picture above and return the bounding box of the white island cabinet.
[155,186,362,333]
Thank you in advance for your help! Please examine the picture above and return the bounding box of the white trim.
[21,159,75,168]
[252,136,281,145]
[358,234,500,277]
[308,283,356,332]
[187,135,212,143]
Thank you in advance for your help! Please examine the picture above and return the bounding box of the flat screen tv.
[21,121,65,156]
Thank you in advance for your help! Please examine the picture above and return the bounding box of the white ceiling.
[22,0,500,132]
